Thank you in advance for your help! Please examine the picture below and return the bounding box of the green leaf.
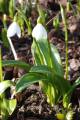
[46,83,57,106]
[32,38,64,77]
[74,77,80,87]
[0,80,13,94]
[30,65,58,88]
[50,43,64,76]
[31,39,44,64]
[7,99,17,115]
[2,60,31,71]
[30,65,53,76]
[2,98,17,115]
[38,41,52,65]
[30,65,70,92]
[30,65,71,106]
[16,72,48,93]
[0,47,2,82]
[16,64,71,107]
[9,0,15,18]
[1,28,9,48]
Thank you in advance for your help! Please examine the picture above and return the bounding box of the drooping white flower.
[7,22,21,38]
[7,21,21,60]
[32,23,47,40]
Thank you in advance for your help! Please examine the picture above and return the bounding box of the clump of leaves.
[0,58,31,120]
[0,48,16,120]
[15,15,80,110]
[15,17,71,108]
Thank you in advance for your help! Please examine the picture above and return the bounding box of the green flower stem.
[60,5,68,80]
[7,37,18,60]
[65,24,68,80]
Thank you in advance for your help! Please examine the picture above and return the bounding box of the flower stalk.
[7,21,21,60]
[60,5,68,80]
[7,37,18,60]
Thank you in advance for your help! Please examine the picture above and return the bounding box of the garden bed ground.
[0,0,80,120]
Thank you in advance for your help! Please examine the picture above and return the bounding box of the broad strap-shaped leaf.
[30,65,53,76]
[1,98,17,115]
[16,72,49,93]
[30,65,71,106]
[30,65,70,105]
[1,28,9,48]
[0,80,13,94]
[30,65,58,105]
[37,40,52,66]
[2,60,31,71]
[7,99,17,115]
[32,38,64,77]
[50,43,64,76]
[37,41,64,76]
[16,64,71,107]
[32,38,52,66]
[46,83,59,106]
[31,40,44,64]
[30,65,70,92]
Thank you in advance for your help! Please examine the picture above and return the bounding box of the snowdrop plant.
[2,16,80,114]
[15,18,72,108]
[7,19,21,60]
[0,47,17,120]
[0,54,31,119]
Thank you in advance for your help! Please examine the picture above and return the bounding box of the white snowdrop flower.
[7,22,21,60]
[32,23,47,40]
[7,22,21,38]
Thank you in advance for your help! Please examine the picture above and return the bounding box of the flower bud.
[7,22,21,38]
[3,14,7,22]
[32,23,47,40]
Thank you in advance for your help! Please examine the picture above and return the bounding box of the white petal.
[32,23,47,40]
[7,22,21,38]
[18,0,23,4]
